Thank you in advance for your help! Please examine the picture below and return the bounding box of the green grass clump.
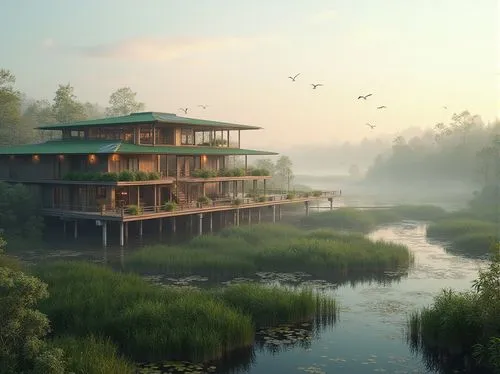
[126,224,413,279]
[214,283,337,328]
[35,262,254,362]
[255,237,412,276]
[408,246,500,372]
[51,335,135,374]
[427,218,498,256]
[301,205,447,233]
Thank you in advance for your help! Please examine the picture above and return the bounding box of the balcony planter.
[197,196,212,207]
[127,205,143,215]
[232,198,242,206]
[163,201,177,212]
[286,192,296,200]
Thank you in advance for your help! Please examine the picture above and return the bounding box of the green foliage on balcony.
[127,205,143,215]
[63,170,162,182]
[163,201,177,212]
[218,168,245,177]
[312,190,323,197]
[197,196,212,206]
[249,168,270,176]
[191,169,218,178]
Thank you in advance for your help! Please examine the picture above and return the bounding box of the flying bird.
[442,106,448,109]
[377,105,387,109]
[179,108,189,114]
[311,83,323,89]
[366,123,376,129]
[358,94,373,100]
[198,105,208,109]
[288,73,301,81]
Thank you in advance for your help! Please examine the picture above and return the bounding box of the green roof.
[37,112,261,131]
[0,140,278,156]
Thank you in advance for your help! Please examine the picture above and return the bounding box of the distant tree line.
[0,68,145,146]
[365,111,500,187]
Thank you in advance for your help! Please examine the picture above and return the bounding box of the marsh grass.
[125,224,413,278]
[300,205,445,232]
[213,283,337,328]
[51,335,135,374]
[35,262,254,362]
[35,261,338,363]
[426,218,498,256]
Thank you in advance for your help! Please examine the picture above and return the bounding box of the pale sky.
[1,0,499,149]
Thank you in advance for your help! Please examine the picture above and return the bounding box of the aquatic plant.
[126,224,412,279]
[213,283,337,327]
[51,335,135,374]
[35,262,254,362]
[408,244,500,373]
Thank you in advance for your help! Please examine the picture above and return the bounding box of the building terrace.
[0,111,338,246]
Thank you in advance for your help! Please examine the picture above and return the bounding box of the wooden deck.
[41,193,336,222]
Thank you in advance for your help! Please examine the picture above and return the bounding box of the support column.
[305,201,310,216]
[248,209,252,224]
[236,209,240,226]
[102,221,107,247]
[258,208,262,223]
[198,213,203,235]
[159,218,163,236]
[278,205,282,221]
[137,186,140,206]
[119,222,124,247]
[272,205,276,223]
[172,217,176,233]
[63,220,66,236]
[125,222,129,243]
[73,220,78,239]
[139,220,143,238]
[233,210,237,226]
[154,185,157,212]
[263,179,267,198]
[328,197,333,211]
[209,213,213,233]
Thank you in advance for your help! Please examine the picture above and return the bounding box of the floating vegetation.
[137,361,216,374]
[256,324,314,352]
[297,364,326,374]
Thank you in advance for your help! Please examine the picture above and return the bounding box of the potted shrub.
[197,195,211,207]
[148,171,161,180]
[135,171,149,181]
[118,170,135,181]
[127,204,143,215]
[286,192,296,200]
[233,198,242,206]
[163,201,177,212]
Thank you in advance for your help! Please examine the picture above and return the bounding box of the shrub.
[163,201,177,212]
[192,169,218,178]
[250,168,270,176]
[286,192,296,200]
[99,172,119,182]
[134,171,149,181]
[197,196,212,206]
[233,198,242,206]
[147,171,161,180]
[312,190,322,197]
[127,205,142,215]
[118,170,135,181]
[257,196,267,202]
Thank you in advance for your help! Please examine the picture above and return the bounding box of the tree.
[253,158,276,176]
[0,69,23,145]
[52,84,86,124]
[0,239,64,374]
[105,87,145,117]
[83,102,105,119]
[275,156,294,192]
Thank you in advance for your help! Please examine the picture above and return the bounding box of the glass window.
[181,129,194,145]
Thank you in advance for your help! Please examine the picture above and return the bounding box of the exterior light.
[58,155,65,161]
[88,154,97,164]
[201,155,207,164]
[32,155,40,163]
[111,154,120,162]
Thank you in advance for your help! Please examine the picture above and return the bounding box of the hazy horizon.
[2,0,499,150]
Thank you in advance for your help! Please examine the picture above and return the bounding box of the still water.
[206,222,485,374]
[18,219,486,373]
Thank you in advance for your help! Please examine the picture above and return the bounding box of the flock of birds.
[287,72,388,131]
[177,72,451,132]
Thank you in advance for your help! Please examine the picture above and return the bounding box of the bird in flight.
[366,123,376,129]
[198,105,208,109]
[358,94,373,100]
[311,83,323,89]
[442,106,448,109]
[288,73,301,81]
[179,108,189,114]
[377,105,387,109]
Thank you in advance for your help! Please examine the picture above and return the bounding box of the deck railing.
[42,191,338,218]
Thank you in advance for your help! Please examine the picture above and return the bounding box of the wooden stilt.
[119,222,124,247]
[73,220,78,239]
[102,221,107,247]
[198,213,203,235]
